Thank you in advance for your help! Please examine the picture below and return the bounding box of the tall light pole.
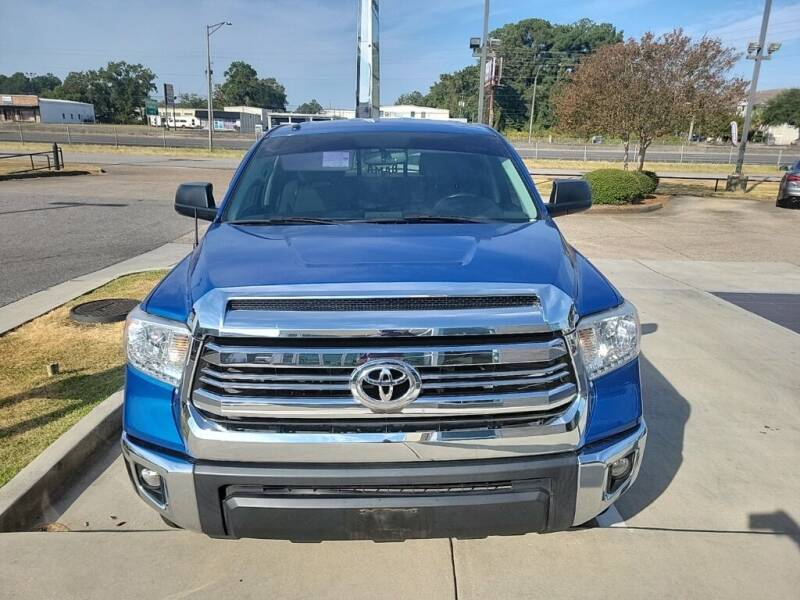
[206,21,231,151]
[476,0,490,124]
[356,0,380,118]
[733,0,778,179]
[527,64,543,143]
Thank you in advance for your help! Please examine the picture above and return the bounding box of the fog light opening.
[139,467,162,489]
[607,452,635,494]
[135,464,166,506]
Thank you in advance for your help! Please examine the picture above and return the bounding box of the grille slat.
[228,295,539,312]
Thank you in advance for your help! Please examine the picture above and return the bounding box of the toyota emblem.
[350,359,422,412]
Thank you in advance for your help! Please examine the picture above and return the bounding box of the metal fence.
[0,144,64,174]
[1,123,798,166]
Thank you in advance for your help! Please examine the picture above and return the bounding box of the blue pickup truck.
[122,119,646,540]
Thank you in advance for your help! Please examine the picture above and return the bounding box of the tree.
[424,65,480,121]
[177,92,207,108]
[554,30,745,169]
[216,61,287,111]
[50,61,156,123]
[296,99,323,114]
[0,72,62,95]
[396,19,621,128]
[762,89,800,129]
[395,91,426,105]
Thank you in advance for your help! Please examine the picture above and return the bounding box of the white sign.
[730,121,739,146]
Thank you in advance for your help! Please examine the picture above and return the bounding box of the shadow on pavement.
[749,510,800,550]
[615,353,690,521]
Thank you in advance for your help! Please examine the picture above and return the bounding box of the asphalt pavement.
[0,164,231,307]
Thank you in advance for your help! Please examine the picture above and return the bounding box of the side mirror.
[546,179,592,217]
[779,165,789,171]
[175,182,217,221]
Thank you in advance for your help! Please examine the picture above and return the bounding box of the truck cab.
[122,119,646,540]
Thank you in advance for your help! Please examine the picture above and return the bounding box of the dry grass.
[528,160,781,202]
[0,158,103,176]
[0,270,166,487]
[525,158,781,176]
[0,141,246,160]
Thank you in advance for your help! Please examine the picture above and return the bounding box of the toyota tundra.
[122,118,646,540]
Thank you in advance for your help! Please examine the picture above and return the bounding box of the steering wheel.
[432,192,493,217]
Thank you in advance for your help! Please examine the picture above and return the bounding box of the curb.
[0,390,123,532]
[0,169,99,182]
[587,199,666,214]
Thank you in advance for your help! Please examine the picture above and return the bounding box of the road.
[2,124,798,166]
[2,199,799,598]
[0,162,231,307]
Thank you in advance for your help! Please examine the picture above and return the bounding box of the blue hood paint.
[145,220,621,322]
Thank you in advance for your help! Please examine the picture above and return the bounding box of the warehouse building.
[0,95,95,123]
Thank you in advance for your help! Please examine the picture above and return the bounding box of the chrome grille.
[191,334,577,421]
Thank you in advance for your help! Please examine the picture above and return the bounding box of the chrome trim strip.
[201,340,568,368]
[192,383,577,419]
[189,282,578,338]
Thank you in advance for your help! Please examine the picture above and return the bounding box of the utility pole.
[476,0,490,124]
[527,64,543,143]
[732,0,779,185]
[356,0,380,118]
[206,21,231,151]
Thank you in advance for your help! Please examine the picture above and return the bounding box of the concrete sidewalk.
[2,258,797,599]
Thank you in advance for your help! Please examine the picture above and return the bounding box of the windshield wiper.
[357,215,492,224]
[227,217,341,226]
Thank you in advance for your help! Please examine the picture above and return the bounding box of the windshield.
[223,142,538,223]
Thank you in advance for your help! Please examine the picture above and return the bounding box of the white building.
[38,98,95,123]
[320,105,466,122]
[1,95,95,123]
[739,89,800,146]
[380,105,452,120]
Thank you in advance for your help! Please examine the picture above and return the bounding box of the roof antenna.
[356,0,380,118]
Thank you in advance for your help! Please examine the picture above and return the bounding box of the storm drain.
[69,298,139,324]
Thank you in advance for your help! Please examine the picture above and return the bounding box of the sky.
[1,0,798,109]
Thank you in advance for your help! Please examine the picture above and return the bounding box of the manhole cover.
[69,298,139,324]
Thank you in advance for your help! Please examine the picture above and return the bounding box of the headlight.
[124,306,190,386]
[577,301,640,380]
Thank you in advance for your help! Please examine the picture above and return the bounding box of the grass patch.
[0,270,166,487]
[0,141,246,160]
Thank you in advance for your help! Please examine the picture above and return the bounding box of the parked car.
[122,119,646,540]
[777,160,800,209]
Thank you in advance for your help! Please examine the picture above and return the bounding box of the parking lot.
[1,175,798,599]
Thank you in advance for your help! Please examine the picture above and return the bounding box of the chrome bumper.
[121,420,646,537]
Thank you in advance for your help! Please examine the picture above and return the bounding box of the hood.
[144,220,622,323]
[188,221,577,299]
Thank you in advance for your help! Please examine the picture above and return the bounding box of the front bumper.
[121,420,646,540]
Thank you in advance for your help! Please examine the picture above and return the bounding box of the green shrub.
[639,170,659,194]
[584,169,648,205]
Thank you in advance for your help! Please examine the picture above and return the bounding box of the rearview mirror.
[175,182,217,221]
[546,179,592,217]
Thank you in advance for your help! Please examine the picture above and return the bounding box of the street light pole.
[527,64,543,144]
[476,0,490,124]
[734,0,773,177]
[206,21,231,151]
